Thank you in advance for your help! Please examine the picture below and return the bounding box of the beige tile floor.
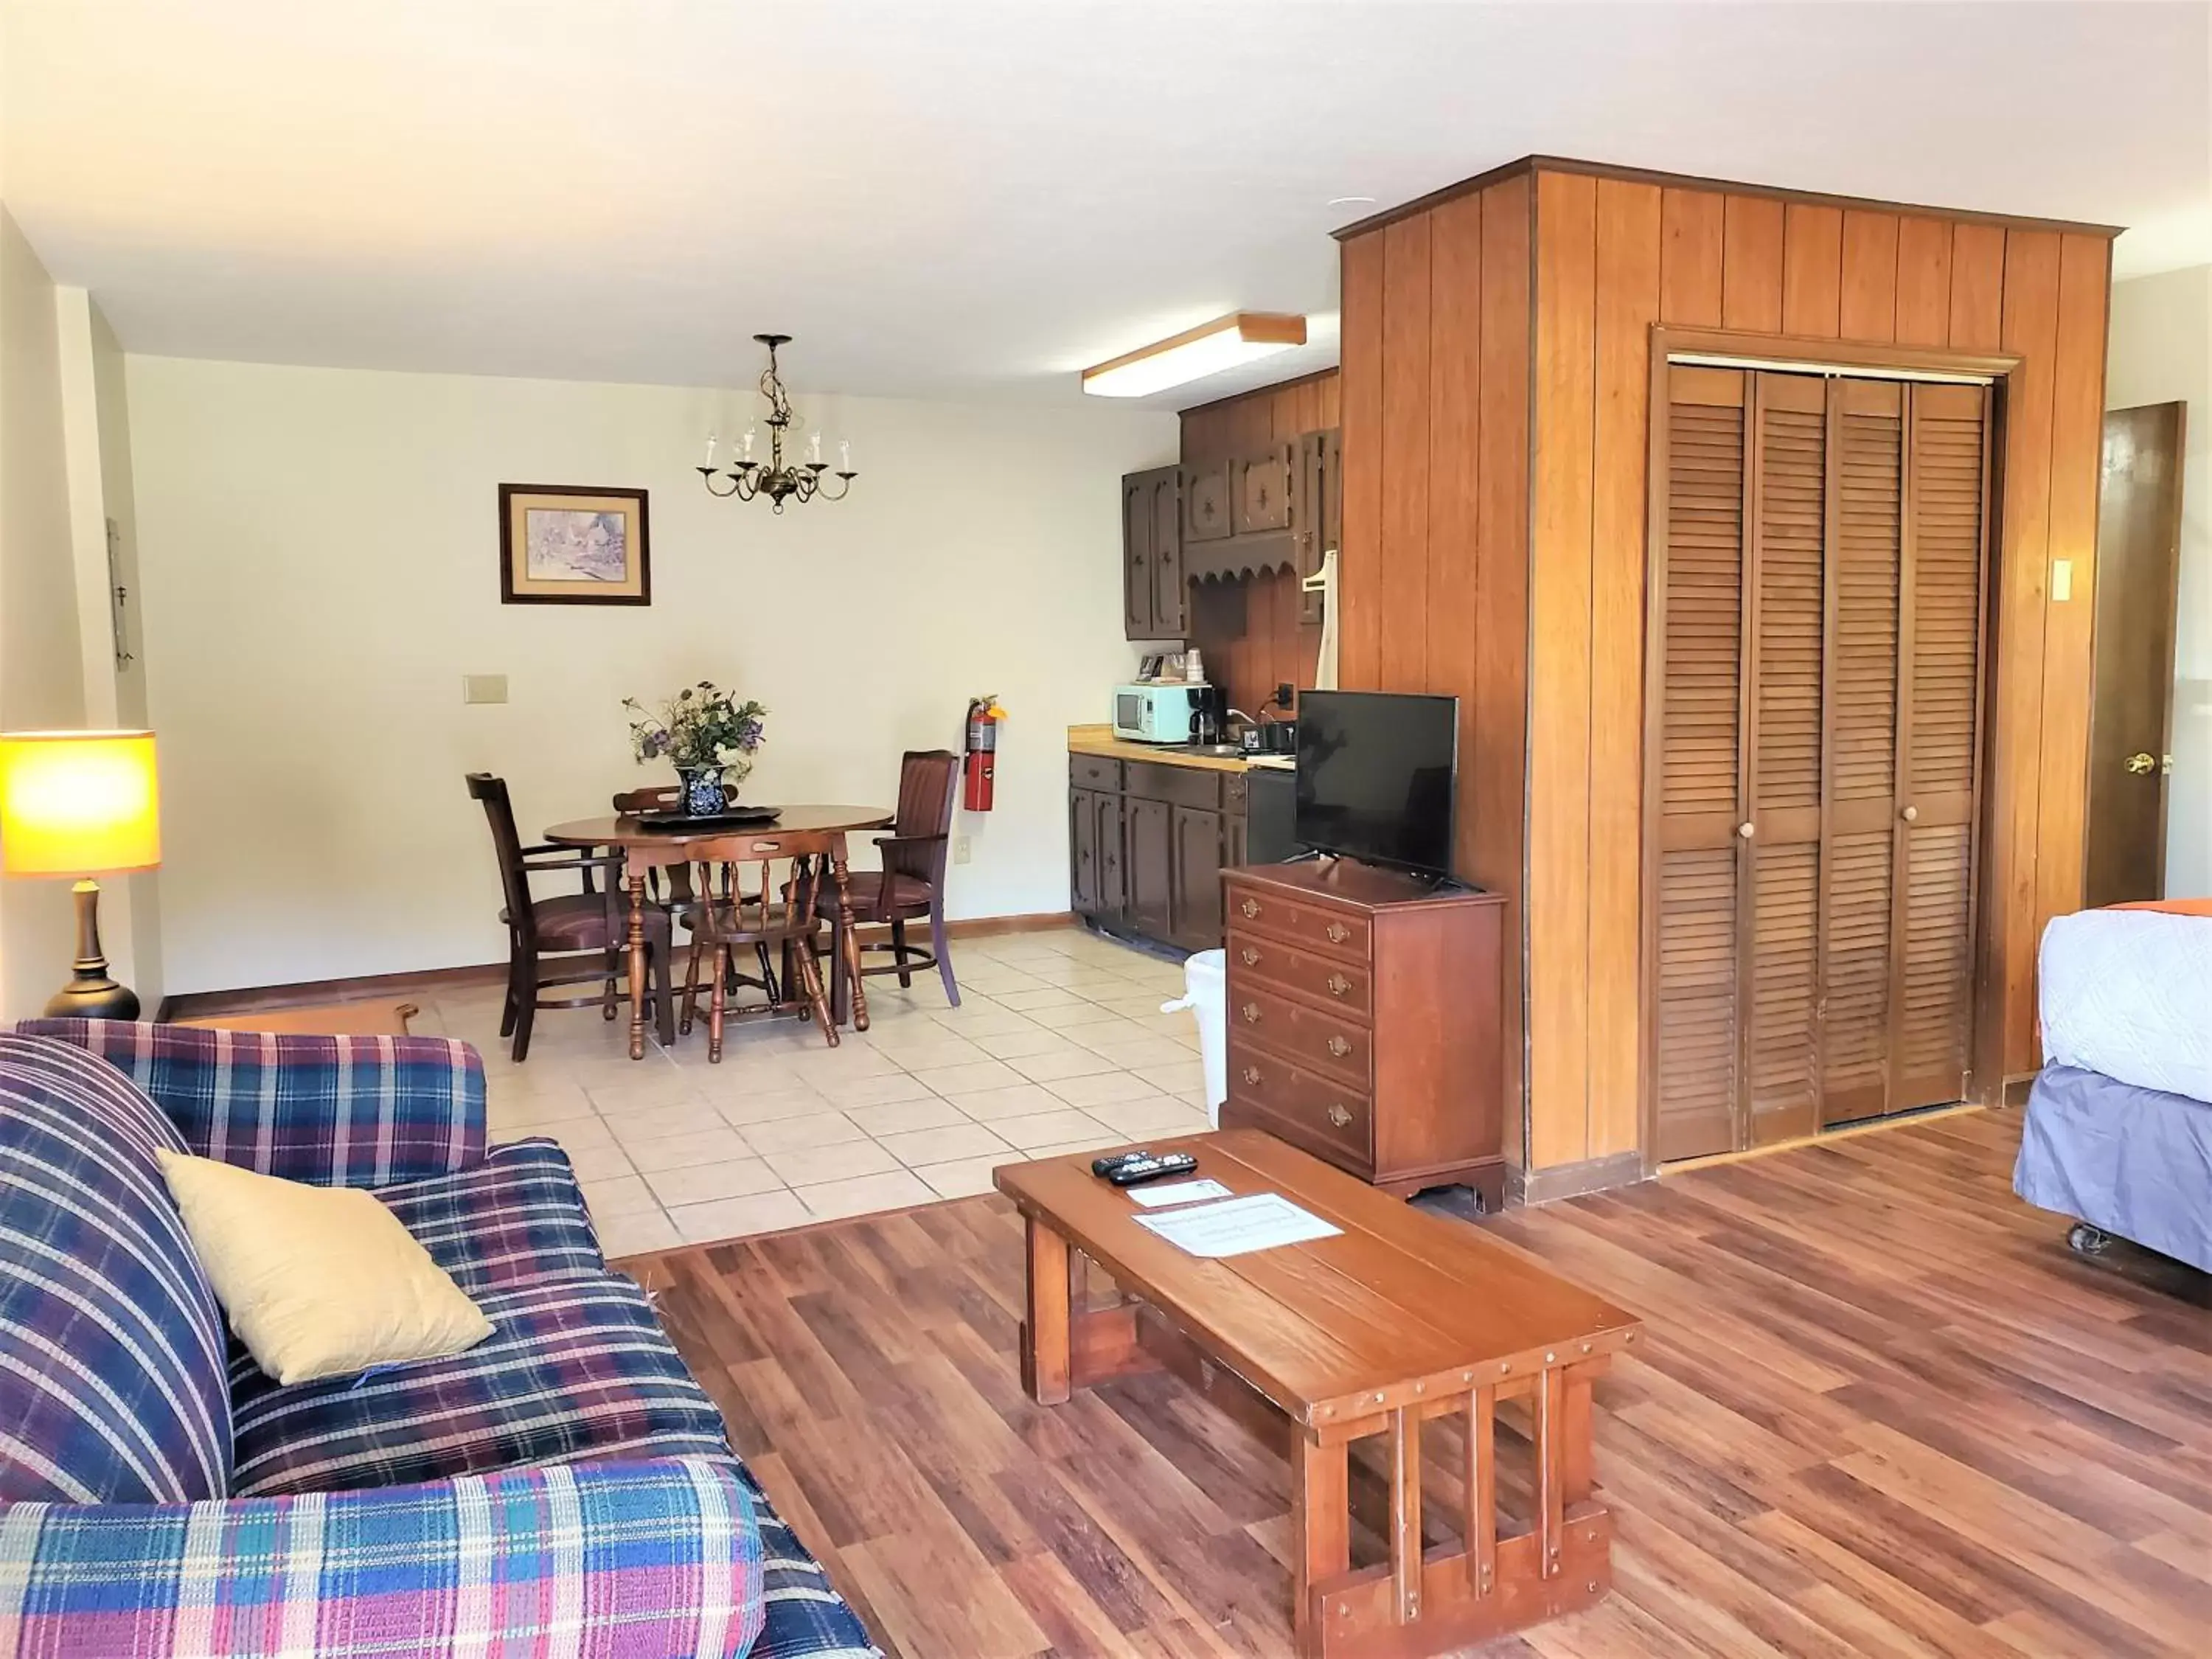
[411,927,1212,1257]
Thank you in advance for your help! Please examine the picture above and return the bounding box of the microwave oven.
[1113,683,1206,743]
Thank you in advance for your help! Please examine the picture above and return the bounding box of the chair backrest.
[466,773,537,942]
[888,750,960,880]
[691,829,834,942]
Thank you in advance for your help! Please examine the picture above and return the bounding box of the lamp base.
[43,974,141,1020]
[44,878,141,1020]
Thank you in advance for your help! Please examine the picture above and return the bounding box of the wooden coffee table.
[994,1130,1640,1658]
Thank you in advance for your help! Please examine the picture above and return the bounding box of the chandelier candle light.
[699,334,856,512]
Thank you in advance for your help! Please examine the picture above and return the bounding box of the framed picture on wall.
[498,484,651,605]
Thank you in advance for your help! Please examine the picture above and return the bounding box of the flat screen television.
[1294,690,1458,878]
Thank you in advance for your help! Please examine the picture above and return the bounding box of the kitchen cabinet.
[1232,443,1294,535]
[1069,751,1280,952]
[1183,462,1233,543]
[1120,465,1185,641]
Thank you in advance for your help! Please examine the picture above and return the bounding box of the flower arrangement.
[623,681,768,794]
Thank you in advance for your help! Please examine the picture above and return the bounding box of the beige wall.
[2105,264,2211,897]
[0,206,87,1015]
[125,355,1175,995]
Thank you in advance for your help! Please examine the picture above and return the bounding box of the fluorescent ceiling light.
[1082,312,1307,397]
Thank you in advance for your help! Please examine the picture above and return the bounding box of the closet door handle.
[1736,821,1756,841]
[1900,805,1919,823]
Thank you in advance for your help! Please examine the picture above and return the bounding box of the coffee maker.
[1188,684,1229,746]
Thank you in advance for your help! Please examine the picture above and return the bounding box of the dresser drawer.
[1070,754,1121,791]
[1228,981,1371,1087]
[1226,887,1371,962]
[1226,1046,1372,1164]
[1228,935,1372,1018]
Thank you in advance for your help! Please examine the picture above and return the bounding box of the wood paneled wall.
[1334,175,1534,1168]
[1178,371,1338,718]
[1336,157,2115,1180]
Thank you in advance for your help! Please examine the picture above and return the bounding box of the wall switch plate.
[954,836,973,865]
[2051,559,2073,602]
[462,674,509,704]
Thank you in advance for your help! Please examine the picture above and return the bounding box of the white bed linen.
[2039,908,2212,1103]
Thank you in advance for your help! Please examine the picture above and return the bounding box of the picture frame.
[498,484,651,605]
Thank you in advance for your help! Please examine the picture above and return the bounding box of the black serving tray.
[632,805,781,832]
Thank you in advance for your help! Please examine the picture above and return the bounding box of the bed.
[2014,898,2212,1273]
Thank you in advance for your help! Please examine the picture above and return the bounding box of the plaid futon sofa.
[0,1020,879,1659]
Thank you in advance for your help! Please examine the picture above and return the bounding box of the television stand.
[1221,861,1506,1206]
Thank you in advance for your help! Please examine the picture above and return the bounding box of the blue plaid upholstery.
[0,1036,231,1505]
[19,1020,484,1188]
[0,1456,766,1658]
[375,1138,604,1295]
[741,1464,883,1658]
[230,1272,734,1498]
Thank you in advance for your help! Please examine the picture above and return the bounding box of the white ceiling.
[4,1,2206,409]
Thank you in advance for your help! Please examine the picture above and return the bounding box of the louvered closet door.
[1652,366,1751,1162]
[1891,383,1991,1110]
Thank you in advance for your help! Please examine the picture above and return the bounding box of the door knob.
[1737,822,1756,840]
[1900,805,1919,823]
[2126,751,2157,776]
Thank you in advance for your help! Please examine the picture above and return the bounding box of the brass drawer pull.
[1240,898,1261,919]
[1242,1065,1262,1086]
[1241,947,1260,966]
[1241,1003,1261,1023]
[1326,973,1352,997]
[1327,1104,1353,1127]
[1326,1034,1352,1058]
[1325,922,1350,944]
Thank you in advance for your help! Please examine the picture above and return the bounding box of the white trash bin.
[1161,948,1227,1127]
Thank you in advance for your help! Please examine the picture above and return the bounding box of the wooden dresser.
[1222,861,1506,1208]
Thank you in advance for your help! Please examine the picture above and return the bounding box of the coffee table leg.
[1019,1217,1072,1405]
[1290,1433,1349,1658]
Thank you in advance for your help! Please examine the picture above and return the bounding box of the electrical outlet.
[2051,558,2073,602]
[954,836,973,865]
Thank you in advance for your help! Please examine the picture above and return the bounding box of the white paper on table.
[1124,1178,1234,1208]
[1132,1192,1342,1258]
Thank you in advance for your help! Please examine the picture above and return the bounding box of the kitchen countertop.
[1068,723,1292,773]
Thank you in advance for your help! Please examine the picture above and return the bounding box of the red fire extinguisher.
[963,696,1005,812]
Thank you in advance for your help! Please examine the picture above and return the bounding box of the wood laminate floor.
[627,1108,2211,1658]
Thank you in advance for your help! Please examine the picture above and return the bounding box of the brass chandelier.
[698,334,856,512]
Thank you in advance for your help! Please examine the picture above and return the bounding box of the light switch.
[462,674,509,705]
[2051,559,2073,602]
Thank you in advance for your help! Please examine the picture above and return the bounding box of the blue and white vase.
[676,766,725,817]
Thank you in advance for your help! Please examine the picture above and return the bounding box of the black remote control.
[1099,1150,1199,1188]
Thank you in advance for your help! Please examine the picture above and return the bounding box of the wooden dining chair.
[467,773,674,1061]
[819,748,961,1010]
[681,829,839,1062]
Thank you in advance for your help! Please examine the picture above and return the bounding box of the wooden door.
[2084,403,2186,907]
[1651,365,1753,1162]
[1096,789,1128,919]
[1126,796,1173,939]
[1233,444,1293,535]
[1649,366,1992,1162]
[1183,462,1232,543]
[1070,787,1100,915]
[1121,470,1155,639]
[1150,469,1187,639]
[1170,804,1225,947]
[1888,382,1992,1113]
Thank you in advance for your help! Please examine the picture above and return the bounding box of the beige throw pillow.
[156,1150,494,1385]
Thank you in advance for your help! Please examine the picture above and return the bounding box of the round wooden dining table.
[544,804,891,1060]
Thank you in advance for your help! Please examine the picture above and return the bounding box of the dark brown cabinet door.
[1183,462,1232,543]
[1125,796,1173,939]
[1150,469,1186,639]
[1070,787,1100,915]
[1122,465,1183,641]
[1234,444,1293,535]
[1095,789,1127,919]
[1170,805,1225,948]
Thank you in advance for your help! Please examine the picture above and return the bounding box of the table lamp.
[0,731,161,1018]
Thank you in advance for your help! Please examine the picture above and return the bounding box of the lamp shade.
[0,731,161,877]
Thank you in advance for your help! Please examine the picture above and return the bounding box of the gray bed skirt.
[2015,1064,2212,1275]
